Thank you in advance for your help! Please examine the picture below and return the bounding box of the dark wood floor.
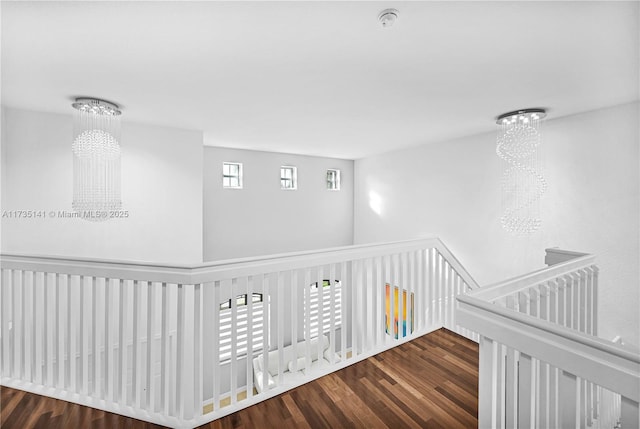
[1,328,478,429]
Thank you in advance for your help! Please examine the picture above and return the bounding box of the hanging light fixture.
[496,108,547,234]
[71,98,122,220]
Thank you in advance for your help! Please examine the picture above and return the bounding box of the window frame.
[222,162,243,189]
[304,280,342,340]
[326,169,341,191]
[218,293,266,363]
[280,166,298,190]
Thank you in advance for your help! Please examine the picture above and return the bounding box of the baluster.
[559,371,579,428]
[549,280,558,325]
[340,262,347,361]
[212,281,221,408]
[592,266,599,336]
[277,271,286,382]
[46,273,55,387]
[201,281,215,413]
[80,276,89,396]
[245,275,254,401]
[376,256,384,346]
[352,260,359,354]
[365,258,373,350]
[382,254,391,346]
[178,283,195,420]
[538,284,549,428]
[389,255,396,341]
[69,275,78,393]
[92,276,100,397]
[106,279,114,402]
[413,250,421,332]
[174,283,184,417]
[119,279,128,406]
[359,259,366,351]
[558,277,567,328]
[533,286,540,318]
[435,251,442,326]
[399,252,407,337]
[426,248,433,328]
[316,266,324,363]
[496,343,506,429]
[15,270,24,380]
[222,278,236,402]
[262,274,271,392]
[453,272,461,334]
[478,336,498,428]
[585,267,597,423]
[290,270,299,373]
[194,283,202,417]
[505,296,518,428]
[229,278,241,403]
[147,281,157,412]
[303,268,311,370]
[449,264,456,330]
[329,264,337,362]
[549,364,559,428]
[57,274,65,390]
[448,263,455,330]
[35,271,44,385]
[518,354,536,428]
[443,254,449,328]
[518,290,529,315]
[568,274,576,329]
[579,270,588,334]
[585,268,594,335]
[580,377,587,428]
[132,280,141,408]
[621,397,640,429]
[24,271,33,383]
[176,284,185,418]
[0,270,9,378]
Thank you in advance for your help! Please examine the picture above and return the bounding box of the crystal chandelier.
[71,98,122,220]
[496,108,547,234]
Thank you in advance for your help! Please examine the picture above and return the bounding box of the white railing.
[457,249,640,429]
[0,237,477,428]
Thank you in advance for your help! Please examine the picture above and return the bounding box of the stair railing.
[457,249,640,429]
[1,237,477,428]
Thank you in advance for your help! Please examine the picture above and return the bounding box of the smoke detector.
[378,9,399,28]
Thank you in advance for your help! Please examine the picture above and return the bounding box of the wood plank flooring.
[1,328,478,429]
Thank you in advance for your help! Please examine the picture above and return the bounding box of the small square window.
[223,162,243,189]
[327,169,341,190]
[281,166,297,190]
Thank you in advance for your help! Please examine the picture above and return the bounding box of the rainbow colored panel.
[385,283,414,339]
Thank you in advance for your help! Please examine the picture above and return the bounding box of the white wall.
[1,107,203,264]
[354,102,639,346]
[204,147,353,261]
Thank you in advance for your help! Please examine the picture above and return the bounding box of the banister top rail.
[0,237,478,286]
[457,293,640,401]
[432,240,480,289]
[468,253,596,302]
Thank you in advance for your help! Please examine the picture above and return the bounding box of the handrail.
[459,293,639,365]
[0,237,480,287]
[457,293,640,402]
[468,253,596,302]
[545,247,590,266]
[431,240,480,289]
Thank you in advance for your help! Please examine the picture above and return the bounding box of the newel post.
[478,335,498,428]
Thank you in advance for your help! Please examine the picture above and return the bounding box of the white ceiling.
[2,1,638,159]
